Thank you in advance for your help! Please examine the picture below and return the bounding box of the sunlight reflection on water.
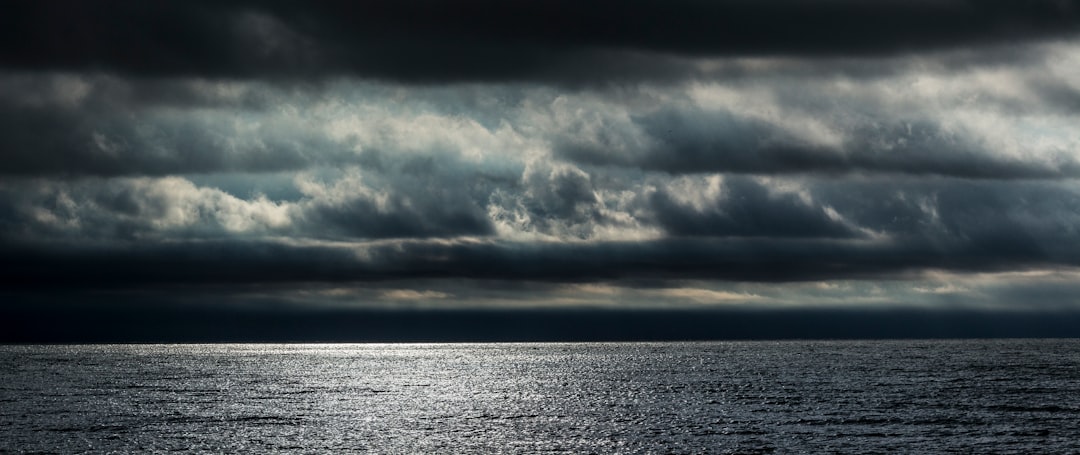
[2,340,1079,453]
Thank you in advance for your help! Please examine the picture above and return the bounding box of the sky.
[3,0,1080,341]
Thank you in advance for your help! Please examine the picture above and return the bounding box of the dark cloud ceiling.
[2,0,1080,327]
[2,0,1079,82]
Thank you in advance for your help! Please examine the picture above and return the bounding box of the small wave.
[45,424,130,433]
[986,404,1080,413]
[225,415,305,424]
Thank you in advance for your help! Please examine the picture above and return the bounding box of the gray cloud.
[4,178,1080,284]
[0,81,344,176]
[3,1,1079,83]
[559,105,1080,178]
[649,176,860,239]
[294,170,496,240]
[0,172,494,242]
[4,2,1080,330]
[4,66,1078,180]
[0,234,1072,293]
[4,160,1080,275]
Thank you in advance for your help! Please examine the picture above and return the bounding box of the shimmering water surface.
[2,340,1079,453]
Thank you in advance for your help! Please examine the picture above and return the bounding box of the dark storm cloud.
[3,72,1075,180]
[0,93,345,177]
[297,184,495,240]
[0,73,278,111]
[0,74,540,178]
[1030,77,1080,114]
[2,0,1078,83]
[0,172,495,242]
[524,166,598,220]
[813,178,1080,260]
[4,169,1080,284]
[649,176,859,239]
[288,153,510,240]
[2,1,1079,346]
[6,169,1080,335]
[3,216,1077,291]
[11,89,1072,179]
[559,106,1080,178]
[0,238,924,289]
[0,177,286,241]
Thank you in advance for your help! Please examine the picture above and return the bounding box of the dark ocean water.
[2,340,1079,454]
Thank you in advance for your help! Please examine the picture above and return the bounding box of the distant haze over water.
[5,306,1080,343]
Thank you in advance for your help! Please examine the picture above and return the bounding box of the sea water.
[2,340,1079,453]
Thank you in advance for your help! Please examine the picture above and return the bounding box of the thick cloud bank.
[3,0,1079,83]
[3,1,1080,340]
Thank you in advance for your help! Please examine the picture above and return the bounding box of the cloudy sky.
[4,0,1080,341]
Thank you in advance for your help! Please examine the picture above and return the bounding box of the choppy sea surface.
[2,340,1079,454]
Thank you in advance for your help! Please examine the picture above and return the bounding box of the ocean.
[2,340,1079,453]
